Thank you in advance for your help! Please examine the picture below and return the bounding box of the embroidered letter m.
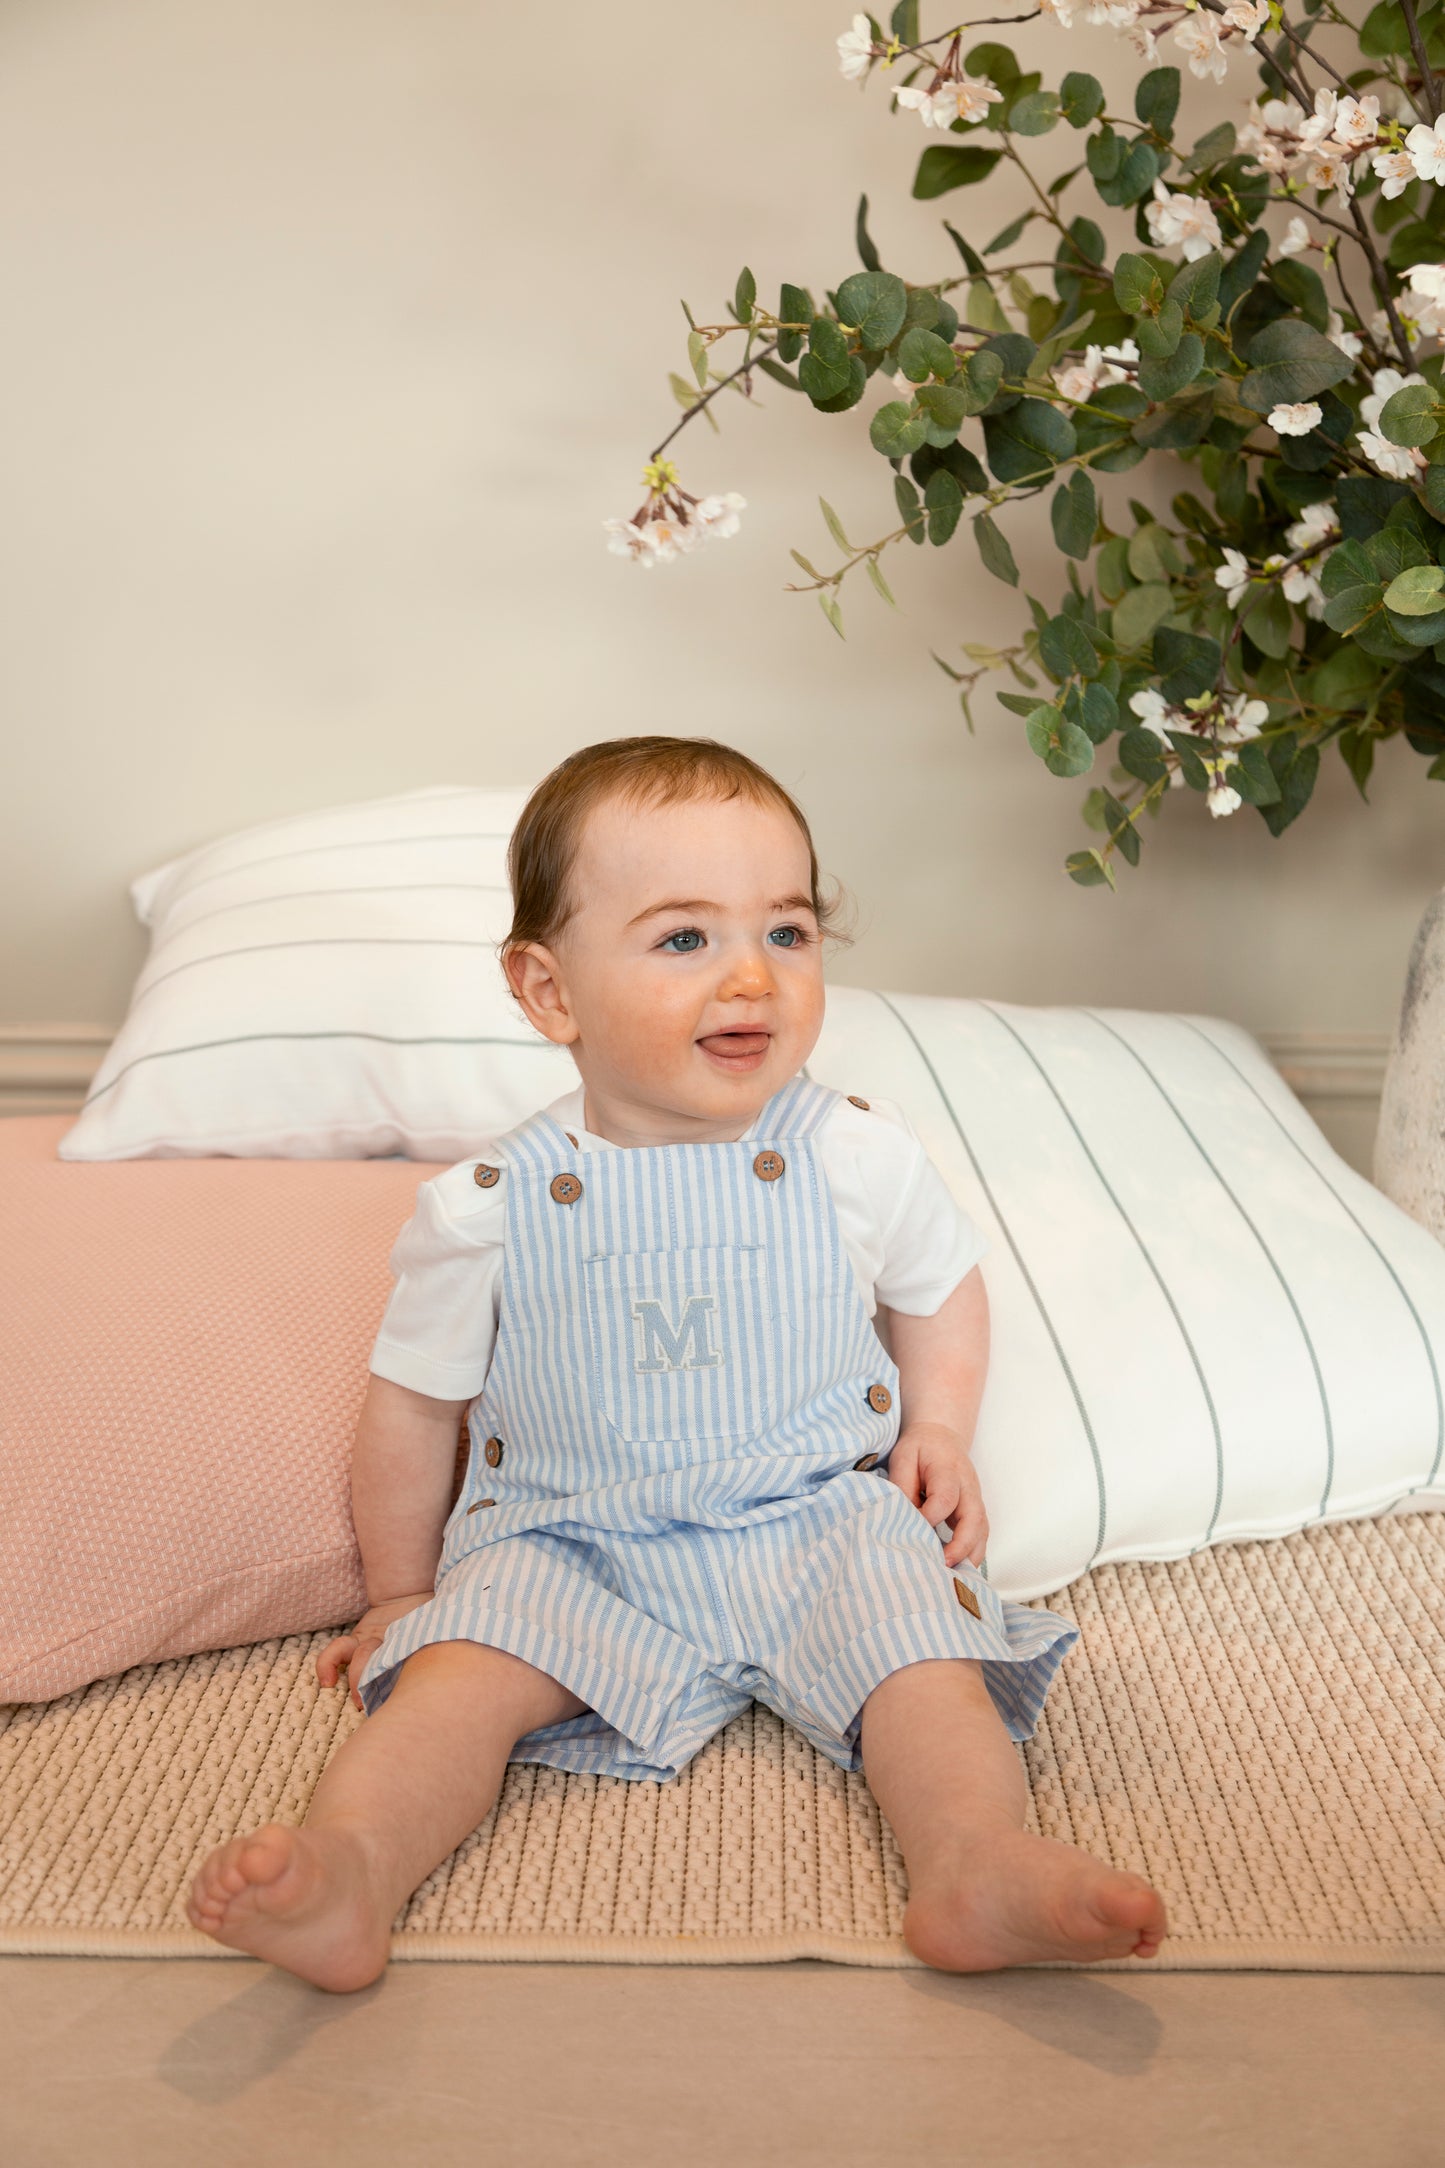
[630,1294,723,1374]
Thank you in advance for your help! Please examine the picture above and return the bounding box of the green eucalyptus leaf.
[1154,624,1220,699]
[1119,725,1169,781]
[913,145,1003,199]
[1238,317,1355,413]
[984,212,1032,255]
[1027,704,1096,776]
[1260,741,1319,834]
[1065,847,1116,888]
[1128,523,1185,582]
[733,266,756,323]
[776,282,812,363]
[1242,582,1293,658]
[855,193,882,274]
[982,395,1077,482]
[1384,562,1445,614]
[1040,611,1099,678]
[897,327,958,382]
[1134,299,1184,358]
[925,468,965,545]
[1379,382,1440,448]
[1114,252,1164,315]
[895,473,927,545]
[1134,65,1181,132]
[835,270,909,350]
[975,511,1019,584]
[1051,468,1098,558]
[1137,332,1205,401]
[1010,90,1061,135]
[1061,71,1105,127]
[1112,581,1175,645]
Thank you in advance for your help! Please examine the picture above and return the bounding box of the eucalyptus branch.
[649,339,780,462]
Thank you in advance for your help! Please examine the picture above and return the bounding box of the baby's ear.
[506,942,578,1045]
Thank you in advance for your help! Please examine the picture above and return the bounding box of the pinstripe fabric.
[358,1078,1078,1775]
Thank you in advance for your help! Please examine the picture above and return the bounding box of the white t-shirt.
[369,1085,988,1403]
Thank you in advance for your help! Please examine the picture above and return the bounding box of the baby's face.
[539,791,827,1141]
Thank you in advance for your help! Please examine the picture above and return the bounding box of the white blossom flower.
[1214,546,1253,607]
[1174,14,1227,82]
[1038,0,1078,22]
[1284,499,1339,553]
[1324,309,1362,359]
[1278,215,1311,257]
[1407,115,1445,184]
[1373,148,1417,200]
[1269,400,1323,435]
[1358,427,1426,481]
[1360,365,1426,432]
[1220,693,1269,741]
[1303,148,1352,199]
[1207,779,1244,818]
[1332,94,1381,153]
[1402,262,1445,337]
[1264,553,1325,615]
[1082,0,1141,23]
[934,72,1006,126]
[1145,179,1223,260]
[1299,89,1340,150]
[1129,687,1171,734]
[1051,338,1139,402]
[604,514,694,566]
[1240,97,1307,173]
[836,14,876,80]
[1220,0,1271,36]
[693,491,747,539]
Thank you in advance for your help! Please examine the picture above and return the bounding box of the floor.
[2,1959,1442,2167]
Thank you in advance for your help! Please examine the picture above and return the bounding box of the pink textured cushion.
[0,1117,445,1703]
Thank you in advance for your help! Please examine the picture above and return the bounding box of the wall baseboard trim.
[0,1021,1394,1116]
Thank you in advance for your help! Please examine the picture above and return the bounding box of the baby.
[188,735,1167,1987]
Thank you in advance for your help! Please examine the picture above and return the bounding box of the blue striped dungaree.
[358,1077,1079,1778]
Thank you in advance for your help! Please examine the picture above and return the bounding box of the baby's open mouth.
[697,1030,771,1064]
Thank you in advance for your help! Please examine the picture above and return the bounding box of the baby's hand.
[887,1422,988,1569]
[316,1591,435,1712]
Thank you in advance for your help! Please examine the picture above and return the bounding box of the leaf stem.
[649,338,780,461]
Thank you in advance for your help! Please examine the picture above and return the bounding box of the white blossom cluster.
[1211,499,1338,620]
[1239,87,1423,207]
[837,15,1005,125]
[1128,686,1270,817]
[1051,339,1140,402]
[604,488,747,568]
[1144,180,1223,261]
[1035,0,1269,72]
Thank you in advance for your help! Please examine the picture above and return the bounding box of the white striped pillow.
[810,988,1445,1599]
[60,785,574,1163]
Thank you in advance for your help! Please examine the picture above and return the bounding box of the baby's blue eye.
[769,925,806,948]
[660,929,704,953]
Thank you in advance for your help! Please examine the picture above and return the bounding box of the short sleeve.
[368,1158,507,1401]
[819,1096,988,1318]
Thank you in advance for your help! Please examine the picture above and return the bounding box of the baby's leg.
[187,1641,585,1991]
[861,1658,1168,1972]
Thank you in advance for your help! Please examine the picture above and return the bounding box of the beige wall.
[1,0,1439,1047]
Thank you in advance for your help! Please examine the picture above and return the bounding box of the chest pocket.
[584,1243,778,1447]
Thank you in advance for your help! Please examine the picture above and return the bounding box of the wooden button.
[853,1452,879,1472]
[484,1436,504,1468]
[865,1382,893,1414]
[564,1131,578,1147]
[752,1150,785,1182]
[465,1497,497,1515]
[847,1095,870,1111]
[473,1162,500,1189]
[954,1576,981,1619]
[549,1172,583,1205]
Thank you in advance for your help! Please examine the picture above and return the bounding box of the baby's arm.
[884,1265,991,1569]
[316,1374,470,1708]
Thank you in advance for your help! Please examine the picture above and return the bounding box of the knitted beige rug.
[4,1512,1444,1971]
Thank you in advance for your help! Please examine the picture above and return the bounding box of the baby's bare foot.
[185,1822,392,1992]
[905,1827,1167,1973]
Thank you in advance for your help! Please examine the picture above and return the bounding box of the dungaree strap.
[492,1076,843,1164]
